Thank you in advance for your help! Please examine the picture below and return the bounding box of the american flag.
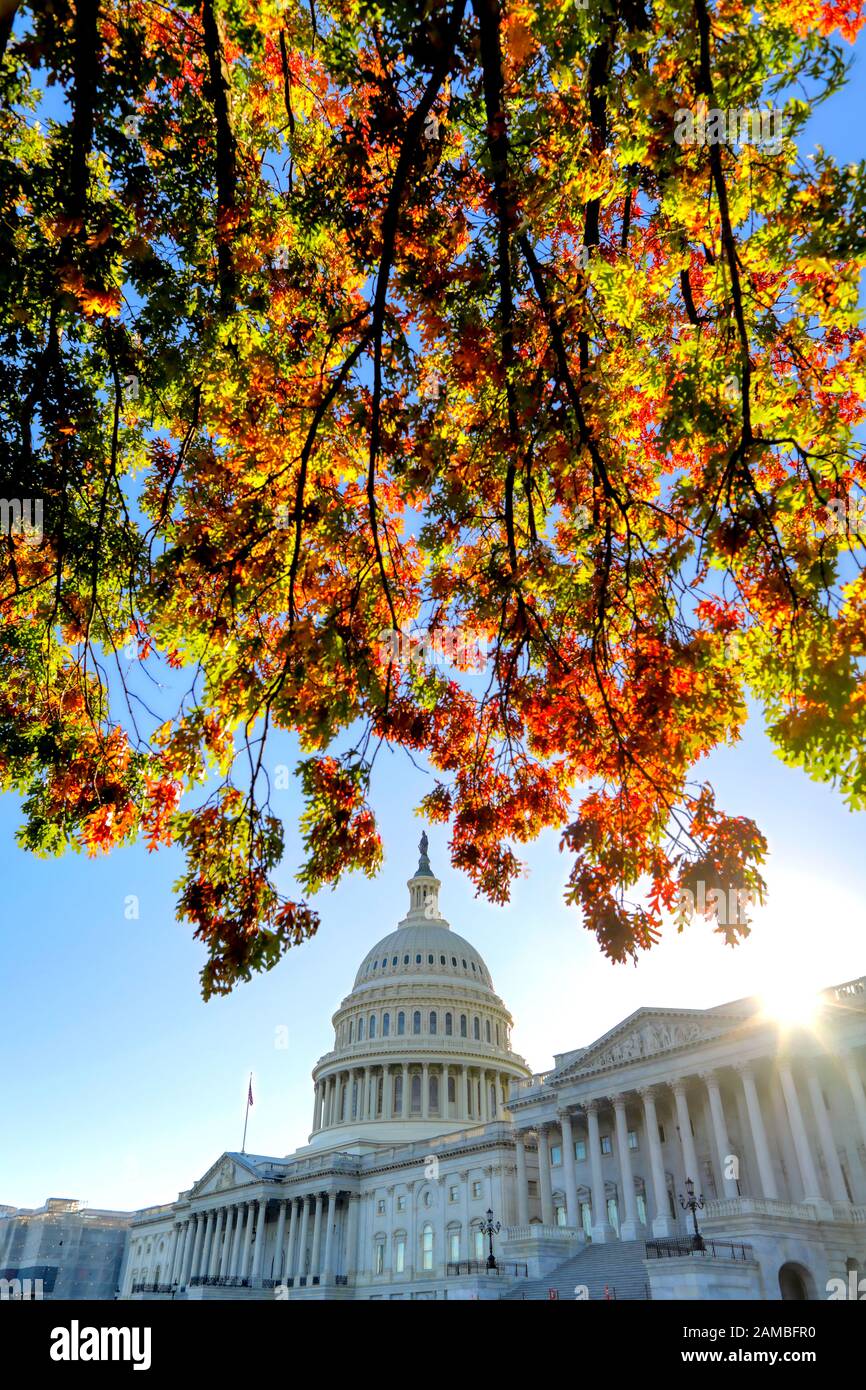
[247,1078,254,1107]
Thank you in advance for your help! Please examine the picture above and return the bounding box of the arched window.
[445,1012,453,1036]
[440,954,446,965]
[411,1073,422,1112]
[448,1074,456,1103]
[495,1024,500,1046]
[394,1233,407,1275]
[485,1019,491,1042]
[413,1010,421,1035]
[448,1227,460,1263]
[415,953,422,964]
[460,1014,467,1038]
[428,953,434,964]
[397,1011,405,1036]
[451,956,457,967]
[348,1020,354,1043]
[429,1075,439,1111]
[429,1010,437,1035]
[473,1225,485,1261]
[358,1017,365,1041]
[404,954,410,964]
[369,1013,377,1039]
[392,956,398,966]
[421,1223,434,1271]
[382,1012,390,1037]
[473,1016,480,1040]
[394,1074,403,1113]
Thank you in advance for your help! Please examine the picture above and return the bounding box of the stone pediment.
[190,1155,245,1198]
[553,1009,743,1079]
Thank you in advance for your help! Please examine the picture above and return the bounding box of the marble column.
[249,1199,267,1285]
[310,1194,324,1281]
[171,1223,187,1284]
[189,1212,206,1281]
[322,1191,337,1283]
[200,1212,215,1281]
[703,1071,739,1199]
[462,1067,470,1120]
[313,1083,322,1131]
[345,1194,360,1283]
[586,1100,614,1243]
[559,1110,580,1229]
[208,1208,225,1279]
[240,1201,255,1279]
[383,1065,392,1121]
[421,1063,430,1120]
[285,1198,299,1281]
[442,1065,449,1120]
[165,1226,179,1286]
[219,1206,235,1279]
[672,1080,700,1194]
[779,1061,824,1203]
[297,1196,311,1281]
[229,1203,246,1277]
[514,1131,530,1226]
[737,1063,779,1199]
[612,1094,641,1239]
[180,1217,196,1285]
[842,1048,866,1152]
[536,1124,555,1226]
[639,1086,675,1237]
[273,1199,287,1282]
[401,1063,409,1117]
[806,1065,848,1204]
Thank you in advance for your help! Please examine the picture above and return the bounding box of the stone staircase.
[501,1239,650,1301]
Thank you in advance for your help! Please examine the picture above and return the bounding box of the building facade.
[118,843,866,1301]
[0,1198,132,1300]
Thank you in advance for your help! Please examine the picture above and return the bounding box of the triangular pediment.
[553,1008,745,1080]
[190,1153,251,1198]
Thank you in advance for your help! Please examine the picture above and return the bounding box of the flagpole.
[242,1072,252,1154]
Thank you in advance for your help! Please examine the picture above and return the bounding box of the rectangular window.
[628,1130,639,1151]
[658,1123,666,1144]
[600,1135,612,1155]
[574,1140,587,1162]
[528,1181,538,1197]
[550,1144,562,1166]
[396,1195,405,1212]
[376,1199,385,1214]
[471,1181,482,1199]
[449,1186,459,1203]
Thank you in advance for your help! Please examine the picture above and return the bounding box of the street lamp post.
[480,1208,501,1270]
[678,1177,705,1251]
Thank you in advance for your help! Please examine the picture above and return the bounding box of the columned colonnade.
[157,1190,360,1291]
[312,1062,515,1130]
[512,1048,866,1241]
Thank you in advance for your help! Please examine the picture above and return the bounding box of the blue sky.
[1,30,865,1215]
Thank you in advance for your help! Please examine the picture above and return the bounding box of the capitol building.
[119,841,866,1301]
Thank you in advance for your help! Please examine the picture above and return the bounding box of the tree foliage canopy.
[1,0,864,995]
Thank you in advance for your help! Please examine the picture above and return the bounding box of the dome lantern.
[402,830,444,927]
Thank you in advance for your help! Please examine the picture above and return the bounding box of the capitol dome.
[308,836,530,1147]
